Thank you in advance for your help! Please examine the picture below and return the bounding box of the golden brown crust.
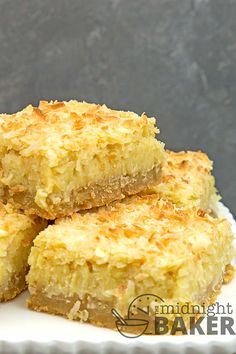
[0,100,151,130]
[223,264,235,284]
[28,193,234,271]
[0,100,159,154]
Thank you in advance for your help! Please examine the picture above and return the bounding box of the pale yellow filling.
[0,211,47,297]
[0,138,164,211]
[146,151,219,211]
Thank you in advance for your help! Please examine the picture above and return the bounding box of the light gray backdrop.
[0,0,235,215]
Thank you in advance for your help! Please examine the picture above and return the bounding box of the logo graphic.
[111,293,235,337]
[111,294,164,338]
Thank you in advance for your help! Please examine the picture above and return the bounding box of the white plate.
[0,202,235,354]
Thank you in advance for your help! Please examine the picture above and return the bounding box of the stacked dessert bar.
[0,100,234,332]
